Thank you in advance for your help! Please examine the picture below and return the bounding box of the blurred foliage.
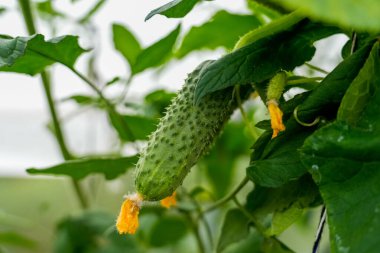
[145,0,200,21]
[176,10,261,58]
[275,0,380,32]
[0,0,380,252]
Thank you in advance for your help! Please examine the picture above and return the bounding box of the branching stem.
[202,177,250,213]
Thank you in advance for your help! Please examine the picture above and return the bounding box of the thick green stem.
[18,0,88,209]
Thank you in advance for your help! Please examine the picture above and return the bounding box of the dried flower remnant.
[116,193,142,235]
[160,192,177,208]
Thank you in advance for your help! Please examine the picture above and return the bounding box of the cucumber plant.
[1,0,379,253]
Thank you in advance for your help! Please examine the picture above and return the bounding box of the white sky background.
[0,0,346,175]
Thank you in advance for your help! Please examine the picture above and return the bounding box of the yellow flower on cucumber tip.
[267,99,285,138]
[160,192,177,208]
[116,193,142,235]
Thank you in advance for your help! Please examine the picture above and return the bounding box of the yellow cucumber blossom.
[267,99,285,138]
[116,193,142,235]
[160,192,177,208]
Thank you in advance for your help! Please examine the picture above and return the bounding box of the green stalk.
[202,177,249,213]
[233,10,304,50]
[18,0,88,209]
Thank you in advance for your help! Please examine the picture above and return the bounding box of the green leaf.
[338,42,380,124]
[246,175,321,236]
[144,89,176,117]
[301,42,380,253]
[0,232,36,249]
[105,76,121,86]
[176,10,261,58]
[247,42,374,188]
[26,156,138,180]
[112,23,142,67]
[247,93,313,187]
[247,119,314,187]
[55,211,141,253]
[148,215,188,247]
[0,7,6,16]
[295,39,374,123]
[145,0,199,21]
[222,228,294,253]
[217,209,250,253]
[0,34,86,75]
[222,229,262,253]
[132,25,180,74]
[36,0,64,18]
[108,113,158,141]
[194,21,339,102]
[277,0,380,32]
[261,238,295,253]
[61,94,100,106]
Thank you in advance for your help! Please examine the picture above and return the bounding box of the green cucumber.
[135,61,249,201]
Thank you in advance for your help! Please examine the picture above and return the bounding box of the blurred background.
[0,0,347,252]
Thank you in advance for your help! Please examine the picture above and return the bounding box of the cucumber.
[135,61,248,201]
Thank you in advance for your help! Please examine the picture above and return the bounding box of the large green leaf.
[194,21,339,102]
[338,42,380,124]
[247,41,374,188]
[295,40,375,123]
[0,34,86,75]
[112,23,142,67]
[246,175,321,236]
[132,25,180,74]
[176,10,261,58]
[27,156,138,180]
[276,0,380,32]
[301,42,380,253]
[108,113,158,141]
[247,126,314,187]
[217,209,250,253]
[145,0,199,21]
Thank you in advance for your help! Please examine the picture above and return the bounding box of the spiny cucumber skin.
[135,61,242,201]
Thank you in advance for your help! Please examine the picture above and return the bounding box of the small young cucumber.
[135,61,247,201]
